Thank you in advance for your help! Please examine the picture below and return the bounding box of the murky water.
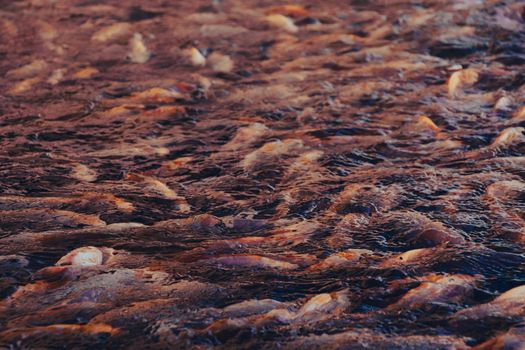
[1,0,525,348]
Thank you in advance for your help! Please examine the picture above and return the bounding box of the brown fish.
[387,274,477,311]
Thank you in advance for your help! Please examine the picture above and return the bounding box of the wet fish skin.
[386,274,478,312]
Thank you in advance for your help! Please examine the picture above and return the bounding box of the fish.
[2,0,525,348]
[387,274,477,311]
[0,208,106,234]
[220,123,270,152]
[91,23,132,43]
[452,284,525,322]
[379,247,439,268]
[474,325,525,350]
[286,330,469,350]
[330,183,402,215]
[308,249,372,270]
[0,323,119,345]
[241,139,304,171]
[128,33,150,63]
[204,290,350,336]
[448,68,479,97]
[0,192,134,213]
[56,246,116,267]
[214,254,299,270]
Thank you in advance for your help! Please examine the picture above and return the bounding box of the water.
[1,0,525,348]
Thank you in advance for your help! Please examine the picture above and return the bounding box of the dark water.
[1,0,525,349]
